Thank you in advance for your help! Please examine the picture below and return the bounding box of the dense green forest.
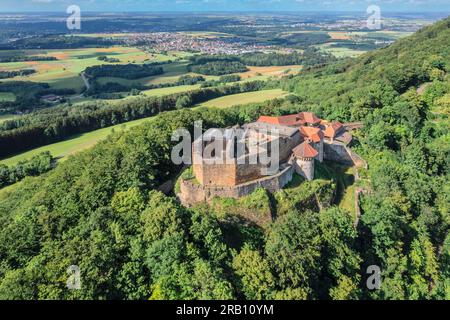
[0,18,448,300]
[85,64,164,80]
[0,55,57,63]
[189,60,249,76]
[278,32,332,48]
[188,50,336,75]
[0,152,53,189]
[0,81,75,114]
[87,74,207,97]
[200,74,241,88]
[0,69,36,79]
[97,55,121,63]
[239,48,336,67]
[4,35,120,50]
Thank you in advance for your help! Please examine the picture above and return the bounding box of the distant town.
[123,32,278,55]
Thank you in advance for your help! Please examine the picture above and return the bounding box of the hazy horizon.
[1,10,449,14]
[2,0,450,13]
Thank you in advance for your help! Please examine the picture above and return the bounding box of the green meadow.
[0,116,155,167]
[198,89,288,109]
[0,113,17,123]
[317,43,367,58]
[142,84,202,97]
[0,92,16,102]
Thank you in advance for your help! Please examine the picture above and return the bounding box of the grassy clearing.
[363,31,413,39]
[315,161,357,218]
[328,32,351,40]
[339,31,412,40]
[238,65,302,80]
[318,31,412,58]
[0,116,154,167]
[198,89,288,109]
[317,43,367,58]
[96,74,185,86]
[142,84,201,97]
[0,113,18,123]
[340,182,356,217]
[0,92,16,102]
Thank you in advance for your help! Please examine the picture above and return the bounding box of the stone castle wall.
[323,142,355,166]
[193,135,297,188]
[324,142,367,168]
[236,162,265,185]
[194,158,268,187]
[294,158,314,181]
[279,133,303,162]
[182,130,366,206]
[194,162,237,186]
[179,165,294,207]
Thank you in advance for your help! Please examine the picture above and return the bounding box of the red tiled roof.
[300,126,324,143]
[292,141,318,159]
[277,114,304,126]
[257,115,304,127]
[257,116,280,125]
[298,112,322,125]
[258,112,323,127]
[323,121,344,138]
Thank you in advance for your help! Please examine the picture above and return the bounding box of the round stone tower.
[292,141,317,181]
[295,157,315,181]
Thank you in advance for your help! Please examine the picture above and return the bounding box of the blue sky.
[1,0,449,12]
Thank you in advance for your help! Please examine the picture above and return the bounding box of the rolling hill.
[0,17,448,300]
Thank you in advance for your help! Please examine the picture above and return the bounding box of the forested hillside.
[283,17,450,299]
[282,17,450,121]
[0,18,448,300]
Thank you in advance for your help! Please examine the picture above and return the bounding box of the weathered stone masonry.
[179,165,294,207]
[178,112,366,206]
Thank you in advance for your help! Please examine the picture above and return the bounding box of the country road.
[80,72,91,91]
[69,72,91,100]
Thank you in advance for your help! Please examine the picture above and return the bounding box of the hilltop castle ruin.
[178,112,365,206]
